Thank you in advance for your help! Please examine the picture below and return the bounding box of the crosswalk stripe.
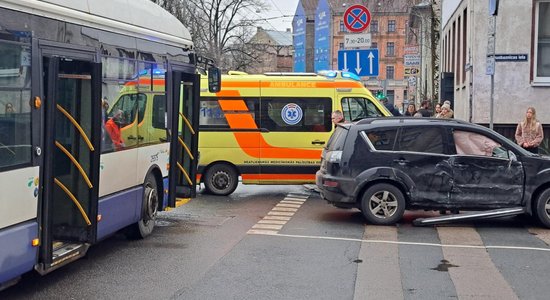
[272,207,298,212]
[437,227,519,299]
[252,224,283,230]
[267,211,295,216]
[284,197,307,202]
[354,226,403,300]
[280,200,306,205]
[276,203,302,208]
[263,216,292,221]
[258,220,287,225]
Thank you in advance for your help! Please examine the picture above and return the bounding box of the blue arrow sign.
[337,49,379,77]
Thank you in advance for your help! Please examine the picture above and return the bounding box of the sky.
[257,0,300,32]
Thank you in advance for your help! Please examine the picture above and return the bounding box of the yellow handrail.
[176,162,193,185]
[54,178,92,226]
[56,104,94,151]
[178,112,196,135]
[178,137,195,160]
[55,141,93,189]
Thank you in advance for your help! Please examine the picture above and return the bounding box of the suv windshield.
[326,126,348,151]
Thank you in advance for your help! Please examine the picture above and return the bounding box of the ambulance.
[198,71,392,195]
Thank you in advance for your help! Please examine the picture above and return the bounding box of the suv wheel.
[360,183,405,225]
[535,188,550,228]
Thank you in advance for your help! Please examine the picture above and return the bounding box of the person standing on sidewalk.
[515,106,544,154]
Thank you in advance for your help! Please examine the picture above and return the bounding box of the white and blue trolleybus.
[0,0,216,290]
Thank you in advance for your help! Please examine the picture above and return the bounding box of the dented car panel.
[316,118,550,226]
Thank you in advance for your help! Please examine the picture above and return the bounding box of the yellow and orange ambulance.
[198,71,392,195]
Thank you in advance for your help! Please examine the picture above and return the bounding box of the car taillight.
[323,180,339,187]
[327,150,342,163]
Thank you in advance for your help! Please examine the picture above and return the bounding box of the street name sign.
[337,49,379,76]
[494,54,528,62]
[344,33,372,48]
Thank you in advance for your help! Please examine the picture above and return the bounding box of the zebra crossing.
[248,192,550,299]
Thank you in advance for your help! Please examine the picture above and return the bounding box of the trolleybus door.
[167,69,199,203]
[39,54,101,273]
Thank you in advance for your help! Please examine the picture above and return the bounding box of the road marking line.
[272,207,298,212]
[280,200,305,205]
[247,232,550,252]
[437,227,518,299]
[248,192,310,235]
[258,220,287,225]
[268,211,295,216]
[354,226,403,300]
[252,224,283,230]
[247,229,278,235]
[276,203,302,208]
[263,216,292,221]
[284,197,307,202]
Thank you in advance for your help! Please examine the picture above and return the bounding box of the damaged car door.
[449,129,524,208]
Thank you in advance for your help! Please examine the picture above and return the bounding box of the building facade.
[247,27,293,73]
[293,0,417,111]
[441,0,550,153]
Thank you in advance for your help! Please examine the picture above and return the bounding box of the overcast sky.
[258,0,300,31]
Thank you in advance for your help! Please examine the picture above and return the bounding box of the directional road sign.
[343,5,371,32]
[337,49,379,77]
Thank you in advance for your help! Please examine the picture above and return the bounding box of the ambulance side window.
[261,98,331,132]
[341,97,384,121]
[199,97,258,130]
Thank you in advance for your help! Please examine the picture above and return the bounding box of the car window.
[398,127,445,154]
[326,126,348,151]
[341,97,385,121]
[453,130,504,158]
[364,128,398,151]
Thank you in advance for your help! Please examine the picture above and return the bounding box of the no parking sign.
[343,5,371,32]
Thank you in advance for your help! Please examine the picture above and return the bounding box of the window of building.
[370,20,378,33]
[388,20,396,32]
[386,42,395,56]
[371,42,378,49]
[339,42,344,50]
[340,21,345,32]
[386,66,395,79]
[535,1,550,83]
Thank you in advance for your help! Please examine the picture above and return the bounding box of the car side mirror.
[508,150,517,162]
[208,67,221,93]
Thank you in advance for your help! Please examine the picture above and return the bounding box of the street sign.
[337,49,379,76]
[486,56,495,75]
[494,54,528,61]
[404,54,420,67]
[343,5,371,32]
[344,33,371,48]
[404,67,419,76]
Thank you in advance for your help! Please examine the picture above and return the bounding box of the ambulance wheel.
[127,174,158,239]
[204,164,238,196]
[360,183,405,225]
[535,188,550,228]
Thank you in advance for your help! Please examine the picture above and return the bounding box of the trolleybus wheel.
[127,174,159,239]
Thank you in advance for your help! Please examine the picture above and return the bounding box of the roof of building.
[264,30,293,46]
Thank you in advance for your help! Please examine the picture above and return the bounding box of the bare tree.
[152,0,268,70]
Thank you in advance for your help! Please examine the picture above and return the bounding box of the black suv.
[316,117,550,227]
